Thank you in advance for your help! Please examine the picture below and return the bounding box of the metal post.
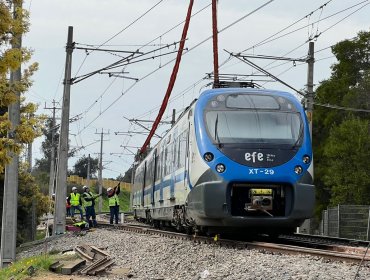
[306,42,314,181]
[337,204,340,238]
[0,1,22,268]
[87,154,91,188]
[171,109,176,127]
[367,207,370,241]
[27,117,32,173]
[306,41,314,139]
[46,100,59,196]
[53,26,74,235]
[31,200,36,241]
[98,130,103,214]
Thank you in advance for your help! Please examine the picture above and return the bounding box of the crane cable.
[140,0,194,154]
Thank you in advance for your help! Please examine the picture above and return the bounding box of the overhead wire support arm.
[72,40,185,84]
[236,53,307,63]
[74,46,144,54]
[129,118,173,125]
[226,50,305,97]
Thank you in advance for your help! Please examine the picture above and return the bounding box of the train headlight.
[294,165,303,174]
[216,163,226,173]
[302,155,311,164]
[203,152,214,162]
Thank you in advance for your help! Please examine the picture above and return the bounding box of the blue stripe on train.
[142,170,191,199]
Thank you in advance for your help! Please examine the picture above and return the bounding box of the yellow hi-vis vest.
[70,193,80,206]
[108,194,120,207]
[83,192,94,207]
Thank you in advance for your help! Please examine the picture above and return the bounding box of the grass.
[0,254,54,280]
[36,230,45,241]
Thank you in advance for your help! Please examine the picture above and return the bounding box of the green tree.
[0,0,47,244]
[313,30,370,212]
[72,155,99,178]
[34,118,59,173]
[323,117,370,205]
[117,166,134,183]
[0,0,44,172]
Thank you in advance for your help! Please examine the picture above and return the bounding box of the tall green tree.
[323,117,370,205]
[313,30,370,212]
[72,155,99,179]
[33,117,59,173]
[0,0,48,244]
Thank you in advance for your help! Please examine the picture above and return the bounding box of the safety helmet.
[107,187,113,192]
[83,185,88,190]
[72,187,77,191]
[66,197,68,200]
[52,193,55,197]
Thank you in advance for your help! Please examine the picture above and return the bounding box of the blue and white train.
[131,87,315,235]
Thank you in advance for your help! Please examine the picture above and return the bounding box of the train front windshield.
[204,94,303,146]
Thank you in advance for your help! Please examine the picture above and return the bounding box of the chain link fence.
[299,205,370,241]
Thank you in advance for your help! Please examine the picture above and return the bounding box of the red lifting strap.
[140,0,194,154]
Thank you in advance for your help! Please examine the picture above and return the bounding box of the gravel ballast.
[18,229,370,279]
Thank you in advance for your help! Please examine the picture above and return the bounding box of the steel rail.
[98,223,370,263]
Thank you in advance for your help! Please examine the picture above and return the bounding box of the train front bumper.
[186,180,315,228]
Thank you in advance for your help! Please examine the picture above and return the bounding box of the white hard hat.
[72,187,77,191]
[107,187,113,192]
[52,193,55,197]
[83,185,88,190]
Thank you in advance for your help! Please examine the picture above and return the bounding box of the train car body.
[131,87,315,234]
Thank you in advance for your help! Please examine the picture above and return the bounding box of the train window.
[178,130,187,168]
[205,111,302,145]
[145,159,154,187]
[226,94,280,110]
[155,152,161,181]
[173,137,178,170]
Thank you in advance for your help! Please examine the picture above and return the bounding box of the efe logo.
[245,152,264,163]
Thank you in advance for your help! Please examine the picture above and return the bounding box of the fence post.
[337,205,340,238]
[324,210,328,236]
[367,207,370,241]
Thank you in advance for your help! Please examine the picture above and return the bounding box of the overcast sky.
[22,0,370,179]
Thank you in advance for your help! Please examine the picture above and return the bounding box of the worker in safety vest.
[82,185,101,228]
[107,184,120,224]
[67,186,84,221]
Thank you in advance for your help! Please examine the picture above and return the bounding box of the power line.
[72,0,165,77]
[72,2,212,136]
[239,0,335,53]
[310,101,370,113]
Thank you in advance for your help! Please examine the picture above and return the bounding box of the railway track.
[99,222,370,264]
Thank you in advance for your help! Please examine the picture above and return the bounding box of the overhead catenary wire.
[76,0,275,136]
[72,0,165,78]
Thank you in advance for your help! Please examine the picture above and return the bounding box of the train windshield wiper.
[291,122,304,149]
[214,113,222,147]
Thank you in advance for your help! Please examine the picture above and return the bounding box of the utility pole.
[95,129,109,213]
[306,41,315,139]
[86,154,91,188]
[53,26,74,235]
[27,116,32,173]
[1,1,22,268]
[45,100,61,196]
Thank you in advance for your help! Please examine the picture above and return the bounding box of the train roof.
[198,87,301,102]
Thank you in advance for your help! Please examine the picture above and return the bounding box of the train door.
[151,150,157,205]
[141,162,146,207]
[185,110,192,189]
